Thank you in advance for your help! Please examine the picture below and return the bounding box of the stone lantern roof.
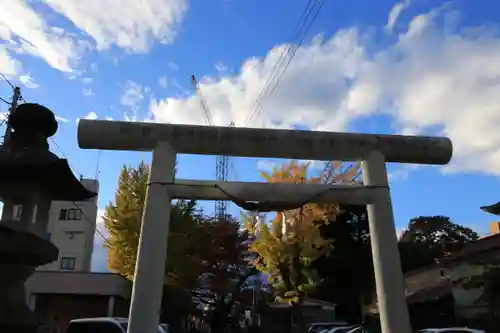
[0,103,97,201]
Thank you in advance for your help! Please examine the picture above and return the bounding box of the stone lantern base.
[0,225,58,333]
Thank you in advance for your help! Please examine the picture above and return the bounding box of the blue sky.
[1,0,500,272]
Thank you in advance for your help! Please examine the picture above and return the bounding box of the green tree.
[311,205,373,322]
[399,215,479,272]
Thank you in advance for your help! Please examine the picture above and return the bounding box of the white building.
[13,178,99,273]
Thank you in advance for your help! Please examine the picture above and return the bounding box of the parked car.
[326,326,357,333]
[419,328,485,333]
[66,317,168,333]
[344,326,366,333]
[307,322,350,333]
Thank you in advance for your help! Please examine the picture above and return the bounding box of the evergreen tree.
[399,215,479,272]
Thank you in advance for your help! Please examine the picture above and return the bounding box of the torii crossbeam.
[77,120,453,333]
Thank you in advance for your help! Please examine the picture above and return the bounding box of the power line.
[50,137,84,178]
[244,0,317,125]
[244,0,325,126]
[0,71,27,104]
[72,201,110,245]
[0,96,10,105]
[0,72,15,89]
[95,150,101,181]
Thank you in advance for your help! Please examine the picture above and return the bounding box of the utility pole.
[3,86,21,145]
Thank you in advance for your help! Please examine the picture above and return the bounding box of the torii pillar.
[77,120,453,333]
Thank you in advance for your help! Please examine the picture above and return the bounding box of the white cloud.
[388,164,420,181]
[167,61,179,70]
[0,0,188,73]
[120,80,152,121]
[41,0,188,53]
[85,111,98,120]
[386,0,411,31]
[396,228,406,240]
[81,77,93,84]
[75,111,98,124]
[82,87,94,97]
[92,208,109,272]
[149,28,366,129]
[158,76,168,88]
[0,1,82,72]
[0,46,22,76]
[55,115,70,123]
[149,7,500,176]
[120,80,144,110]
[0,45,22,77]
[256,160,278,171]
[215,62,229,73]
[19,75,39,89]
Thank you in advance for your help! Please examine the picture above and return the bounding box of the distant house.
[266,297,337,323]
[367,222,500,329]
[397,222,500,329]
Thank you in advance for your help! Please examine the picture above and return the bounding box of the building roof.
[406,281,452,304]
[446,233,500,262]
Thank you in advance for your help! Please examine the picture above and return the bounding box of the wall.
[35,294,129,333]
[404,265,449,295]
[40,178,99,272]
[26,271,131,298]
[12,179,99,273]
[404,249,500,320]
[446,251,500,319]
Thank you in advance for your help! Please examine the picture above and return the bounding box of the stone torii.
[77,120,453,333]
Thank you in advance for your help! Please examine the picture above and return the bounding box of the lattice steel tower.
[192,74,233,220]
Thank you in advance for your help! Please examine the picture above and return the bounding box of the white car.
[419,328,485,333]
[66,317,169,333]
[326,326,358,333]
[308,322,350,333]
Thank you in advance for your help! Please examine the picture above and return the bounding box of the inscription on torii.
[78,120,452,164]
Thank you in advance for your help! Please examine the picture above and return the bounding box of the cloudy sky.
[1,0,500,272]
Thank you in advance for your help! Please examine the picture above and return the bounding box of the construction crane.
[191,74,234,220]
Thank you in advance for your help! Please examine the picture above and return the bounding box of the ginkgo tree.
[247,160,361,310]
[104,161,257,327]
[103,162,205,325]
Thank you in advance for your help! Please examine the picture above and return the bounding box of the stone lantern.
[0,103,97,332]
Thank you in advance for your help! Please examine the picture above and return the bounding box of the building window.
[60,257,76,270]
[65,231,83,240]
[14,205,22,220]
[59,208,82,221]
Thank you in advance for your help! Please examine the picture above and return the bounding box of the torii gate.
[77,120,453,333]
